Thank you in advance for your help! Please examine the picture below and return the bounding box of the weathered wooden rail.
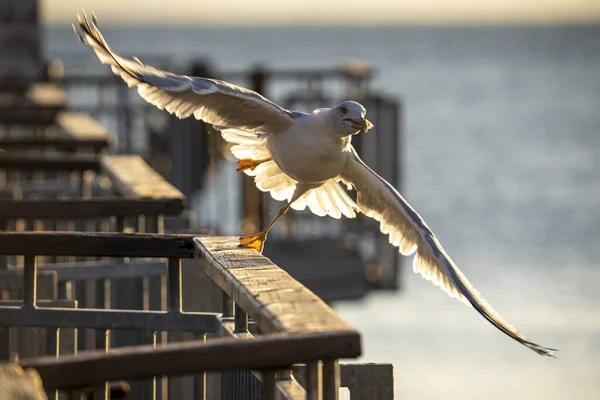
[0,232,396,399]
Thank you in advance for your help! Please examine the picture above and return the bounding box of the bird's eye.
[341,107,347,114]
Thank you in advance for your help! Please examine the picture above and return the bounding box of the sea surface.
[46,25,600,399]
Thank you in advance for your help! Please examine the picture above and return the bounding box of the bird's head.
[329,101,373,137]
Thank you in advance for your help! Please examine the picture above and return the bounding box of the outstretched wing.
[341,146,556,357]
[73,11,295,134]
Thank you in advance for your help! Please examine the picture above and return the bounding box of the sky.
[43,0,600,26]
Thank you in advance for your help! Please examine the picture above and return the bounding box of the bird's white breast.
[267,114,350,184]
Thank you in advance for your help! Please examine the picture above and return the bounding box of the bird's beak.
[349,118,374,133]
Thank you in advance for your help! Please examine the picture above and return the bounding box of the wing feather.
[341,146,556,357]
[73,11,296,133]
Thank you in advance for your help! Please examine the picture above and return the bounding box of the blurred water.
[46,25,600,399]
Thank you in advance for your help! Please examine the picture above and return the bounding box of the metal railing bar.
[19,332,360,392]
[23,255,37,308]
[0,198,185,219]
[167,258,181,313]
[0,153,101,172]
[0,307,218,332]
[0,232,196,258]
[220,319,309,399]
[40,260,167,282]
[0,299,75,307]
[0,261,166,283]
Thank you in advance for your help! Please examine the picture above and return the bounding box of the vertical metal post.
[148,214,166,399]
[192,332,207,400]
[115,216,125,232]
[234,304,248,333]
[262,371,276,400]
[151,331,158,400]
[0,218,7,269]
[167,258,181,312]
[322,359,340,400]
[222,293,234,318]
[306,361,322,400]
[79,170,90,198]
[104,328,111,400]
[165,257,180,400]
[23,255,37,308]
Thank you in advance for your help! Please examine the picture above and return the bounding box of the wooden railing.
[0,232,364,399]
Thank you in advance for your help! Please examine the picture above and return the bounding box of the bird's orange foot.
[236,158,269,172]
[236,159,259,172]
[239,232,267,253]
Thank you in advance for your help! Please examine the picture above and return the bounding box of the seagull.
[74,11,556,357]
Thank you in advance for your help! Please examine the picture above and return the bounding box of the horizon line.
[45,19,600,29]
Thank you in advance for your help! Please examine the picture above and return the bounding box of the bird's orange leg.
[236,158,271,172]
[239,204,290,252]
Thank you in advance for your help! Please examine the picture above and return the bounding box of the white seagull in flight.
[74,12,556,357]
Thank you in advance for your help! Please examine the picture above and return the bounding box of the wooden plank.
[0,232,196,258]
[0,198,184,219]
[194,237,356,335]
[20,331,361,391]
[0,364,47,400]
[101,155,185,201]
[0,153,101,172]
